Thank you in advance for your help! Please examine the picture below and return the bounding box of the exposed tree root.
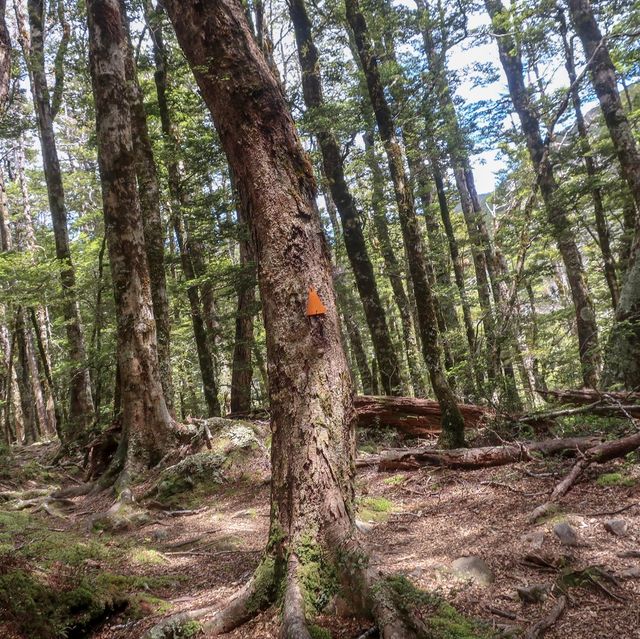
[282,555,313,639]
[523,595,566,639]
[529,431,640,522]
[370,436,602,472]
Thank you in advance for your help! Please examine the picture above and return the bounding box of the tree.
[288,0,403,396]
[566,0,640,390]
[15,0,94,441]
[0,0,9,109]
[86,0,175,488]
[346,0,466,448]
[158,1,421,634]
[485,0,601,389]
[120,0,174,413]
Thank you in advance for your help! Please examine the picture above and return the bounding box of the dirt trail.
[1,440,638,638]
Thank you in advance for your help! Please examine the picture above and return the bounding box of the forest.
[0,0,639,637]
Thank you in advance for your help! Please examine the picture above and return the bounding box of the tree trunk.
[15,308,38,444]
[86,0,175,484]
[120,0,174,413]
[346,0,465,448]
[485,0,600,389]
[557,7,619,310]
[289,0,403,395]
[363,131,426,396]
[565,0,640,390]
[161,2,419,635]
[432,159,480,391]
[20,0,94,441]
[145,2,221,417]
[230,202,255,413]
[0,0,9,109]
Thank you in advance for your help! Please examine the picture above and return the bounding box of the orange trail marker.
[306,287,327,316]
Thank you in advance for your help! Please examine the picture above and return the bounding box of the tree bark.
[289,0,403,395]
[486,0,600,389]
[161,2,419,635]
[120,0,174,413]
[19,0,94,442]
[565,0,640,390]
[346,0,465,448]
[86,0,175,483]
[14,308,38,444]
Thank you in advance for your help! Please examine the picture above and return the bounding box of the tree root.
[281,555,313,639]
[523,595,566,639]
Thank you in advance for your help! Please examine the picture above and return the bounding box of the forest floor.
[0,425,639,639]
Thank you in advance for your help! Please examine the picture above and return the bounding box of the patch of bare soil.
[1,440,638,638]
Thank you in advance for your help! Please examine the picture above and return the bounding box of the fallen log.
[529,431,640,522]
[370,436,603,472]
[536,389,640,414]
[353,395,492,437]
[227,395,494,438]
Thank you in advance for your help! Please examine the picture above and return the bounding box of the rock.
[151,528,169,542]
[516,583,548,604]
[553,522,579,546]
[604,519,628,537]
[521,530,545,550]
[452,556,495,585]
[355,519,374,533]
[619,566,640,579]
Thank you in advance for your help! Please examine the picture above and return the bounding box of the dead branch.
[370,436,602,472]
[529,432,640,521]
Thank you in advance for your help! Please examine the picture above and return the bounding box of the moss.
[375,576,495,639]
[247,555,276,613]
[383,474,406,486]
[296,533,339,614]
[309,624,332,639]
[596,472,637,487]
[129,547,167,565]
[179,620,203,637]
[358,496,394,522]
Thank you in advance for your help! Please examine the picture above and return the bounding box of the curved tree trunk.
[17,0,94,442]
[160,2,424,635]
[566,0,640,390]
[87,0,175,486]
[486,0,600,389]
[346,0,465,448]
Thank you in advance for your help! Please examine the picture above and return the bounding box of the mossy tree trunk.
[346,0,465,448]
[86,0,176,486]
